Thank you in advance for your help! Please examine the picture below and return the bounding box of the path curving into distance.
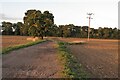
[2,41,63,78]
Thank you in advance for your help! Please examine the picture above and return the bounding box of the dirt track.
[67,39,118,78]
[2,41,63,78]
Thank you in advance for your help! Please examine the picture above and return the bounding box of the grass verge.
[2,40,46,54]
[57,41,88,78]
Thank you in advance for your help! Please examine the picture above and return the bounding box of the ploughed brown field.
[54,37,118,78]
[2,36,32,49]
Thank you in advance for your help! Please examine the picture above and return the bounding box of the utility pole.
[87,13,94,41]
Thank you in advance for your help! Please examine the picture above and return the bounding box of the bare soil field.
[2,40,63,78]
[64,38,118,78]
[1,36,119,78]
[50,37,118,43]
[48,37,119,78]
[2,36,32,49]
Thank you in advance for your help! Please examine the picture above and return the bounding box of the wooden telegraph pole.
[87,13,94,41]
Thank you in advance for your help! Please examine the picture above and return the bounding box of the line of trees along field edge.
[0,9,119,39]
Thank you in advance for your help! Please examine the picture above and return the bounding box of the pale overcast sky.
[0,0,119,29]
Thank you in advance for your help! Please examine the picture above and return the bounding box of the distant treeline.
[0,9,119,39]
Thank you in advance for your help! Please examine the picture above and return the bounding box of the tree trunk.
[41,36,43,39]
[40,34,43,39]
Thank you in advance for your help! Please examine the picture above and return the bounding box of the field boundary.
[57,41,88,78]
[2,40,46,54]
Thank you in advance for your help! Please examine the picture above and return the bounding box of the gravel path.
[2,41,63,78]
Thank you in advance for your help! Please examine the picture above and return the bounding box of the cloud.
[0,13,22,20]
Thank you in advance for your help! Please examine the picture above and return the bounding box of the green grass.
[57,42,88,79]
[2,40,46,54]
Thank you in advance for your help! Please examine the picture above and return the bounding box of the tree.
[43,11,54,37]
[98,27,104,38]
[23,9,54,39]
[12,22,24,35]
[46,24,59,36]
[17,22,24,36]
[102,27,110,39]
[58,25,71,37]
[23,10,37,36]
[2,21,13,35]
[112,28,118,39]
[73,26,81,37]
[81,26,88,38]
[118,29,120,39]
[0,25,2,35]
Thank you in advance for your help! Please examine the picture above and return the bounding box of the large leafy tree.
[23,10,37,36]
[23,9,54,39]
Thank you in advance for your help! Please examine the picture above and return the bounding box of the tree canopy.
[23,10,54,39]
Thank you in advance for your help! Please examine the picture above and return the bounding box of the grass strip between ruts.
[57,41,88,79]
